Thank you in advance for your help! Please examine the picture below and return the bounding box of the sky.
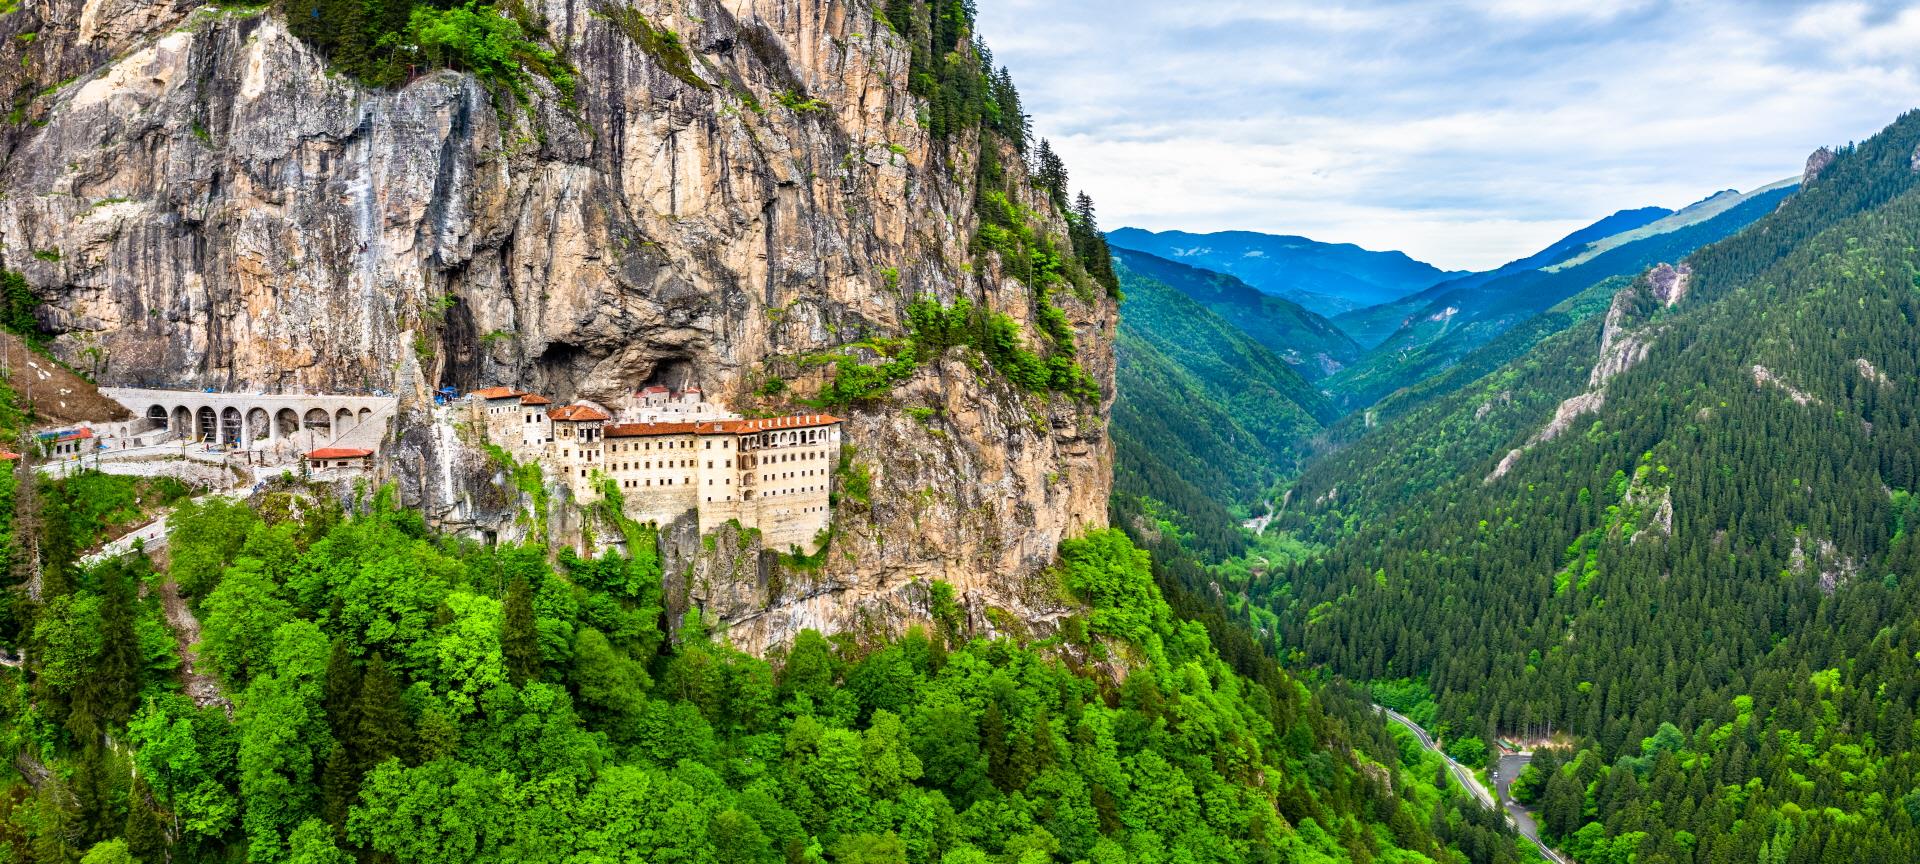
[973,0,1920,271]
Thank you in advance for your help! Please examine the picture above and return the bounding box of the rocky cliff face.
[0,0,1116,652]
[1487,264,1685,484]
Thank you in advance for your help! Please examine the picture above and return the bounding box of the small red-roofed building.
[309,447,374,475]
[36,427,95,459]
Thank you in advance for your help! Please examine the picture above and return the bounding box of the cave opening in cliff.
[439,296,483,394]
[534,341,598,401]
[641,357,700,394]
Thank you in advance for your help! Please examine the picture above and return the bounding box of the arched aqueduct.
[99,388,398,448]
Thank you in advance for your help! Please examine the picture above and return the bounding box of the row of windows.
[743,428,830,449]
[610,439,693,452]
[756,485,822,496]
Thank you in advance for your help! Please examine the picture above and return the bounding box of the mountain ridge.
[1111,247,1362,380]
[1107,226,1464,316]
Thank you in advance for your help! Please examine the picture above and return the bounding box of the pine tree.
[319,741,354,840]
[83,565,140,735]
[32,778,81,864]
[982,701,1013,791]
[124,777,168,864]
[322,638,358,740]
[352,653,411,772]
[503,574,538,686]
[69,745,113,848]
[1033,140,1068,210]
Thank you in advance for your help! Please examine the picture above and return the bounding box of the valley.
[1112,112,1920,864]
[0,1,1908,863]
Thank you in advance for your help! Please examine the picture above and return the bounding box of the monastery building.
[472,386,842,551]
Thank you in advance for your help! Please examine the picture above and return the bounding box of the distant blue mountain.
[1325,183,1798,408]
[1330,205,1675,347]
[1105,228,1464,317]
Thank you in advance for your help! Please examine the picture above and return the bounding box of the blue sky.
[973,0,1920,270]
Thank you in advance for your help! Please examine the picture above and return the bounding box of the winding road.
[1376,706,1571,864]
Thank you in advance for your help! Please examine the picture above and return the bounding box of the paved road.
[1376,706,1571,864]
[1493,754,1569,863]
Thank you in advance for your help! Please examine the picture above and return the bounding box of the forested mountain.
[1113,249,1363,379]
[1328,207,1673,349]
[1325,182,1797,409]
[1107,229,1461,317]
[1246,110,1920,863]
[1110,253,1335,560]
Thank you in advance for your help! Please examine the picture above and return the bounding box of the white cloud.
[975,0,1920,270]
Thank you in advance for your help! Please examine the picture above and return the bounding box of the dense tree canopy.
[1206,110,1920,863]
[0,465,1520,864]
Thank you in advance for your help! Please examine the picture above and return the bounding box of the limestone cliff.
[0,0,1116,651]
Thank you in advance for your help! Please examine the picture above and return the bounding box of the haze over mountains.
[1107,227,1464,316]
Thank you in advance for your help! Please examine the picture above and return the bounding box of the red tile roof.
[548,404,611,422]
[309,448,374,460]
[605,414,842,438]
[519,394,552,406]
[717,414,842,433]
[471,386,525,400]
[0,450,20,461]
[606,421,702,437]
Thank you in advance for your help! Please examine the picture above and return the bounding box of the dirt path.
[160,574,230,714]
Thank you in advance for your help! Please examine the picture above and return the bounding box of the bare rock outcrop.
[1858,358,1892,387]
[1804,147,1836,185]
[1753,365,1821,407]
[1489,265,1685,483]
[2,0,1118,653]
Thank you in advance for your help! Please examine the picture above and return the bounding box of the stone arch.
[246,407,270,442]
[195,407,217,441]
[335,407,354,432]
[276,408,300,437]
[358,407,372,424]
[220,407,242,444]
[303,408,331,435]
[146,405,168,427]
[171,406,191,434]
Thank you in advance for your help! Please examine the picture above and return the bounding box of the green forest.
[0,455,1539,864]
[1109,253,1336,561]
[1188,111,1920,862]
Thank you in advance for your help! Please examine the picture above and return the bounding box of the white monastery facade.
[473,386,841,551]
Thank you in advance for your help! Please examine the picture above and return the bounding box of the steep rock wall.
[0,0,1115,652]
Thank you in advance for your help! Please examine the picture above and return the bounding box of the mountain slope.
[1112,248,1362,379]
[1330,206,1673,348]
[1111,254,1334,558]
[1326,182,1796,409]
[1108,228,1461,316]
[1262,111,1920,863]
